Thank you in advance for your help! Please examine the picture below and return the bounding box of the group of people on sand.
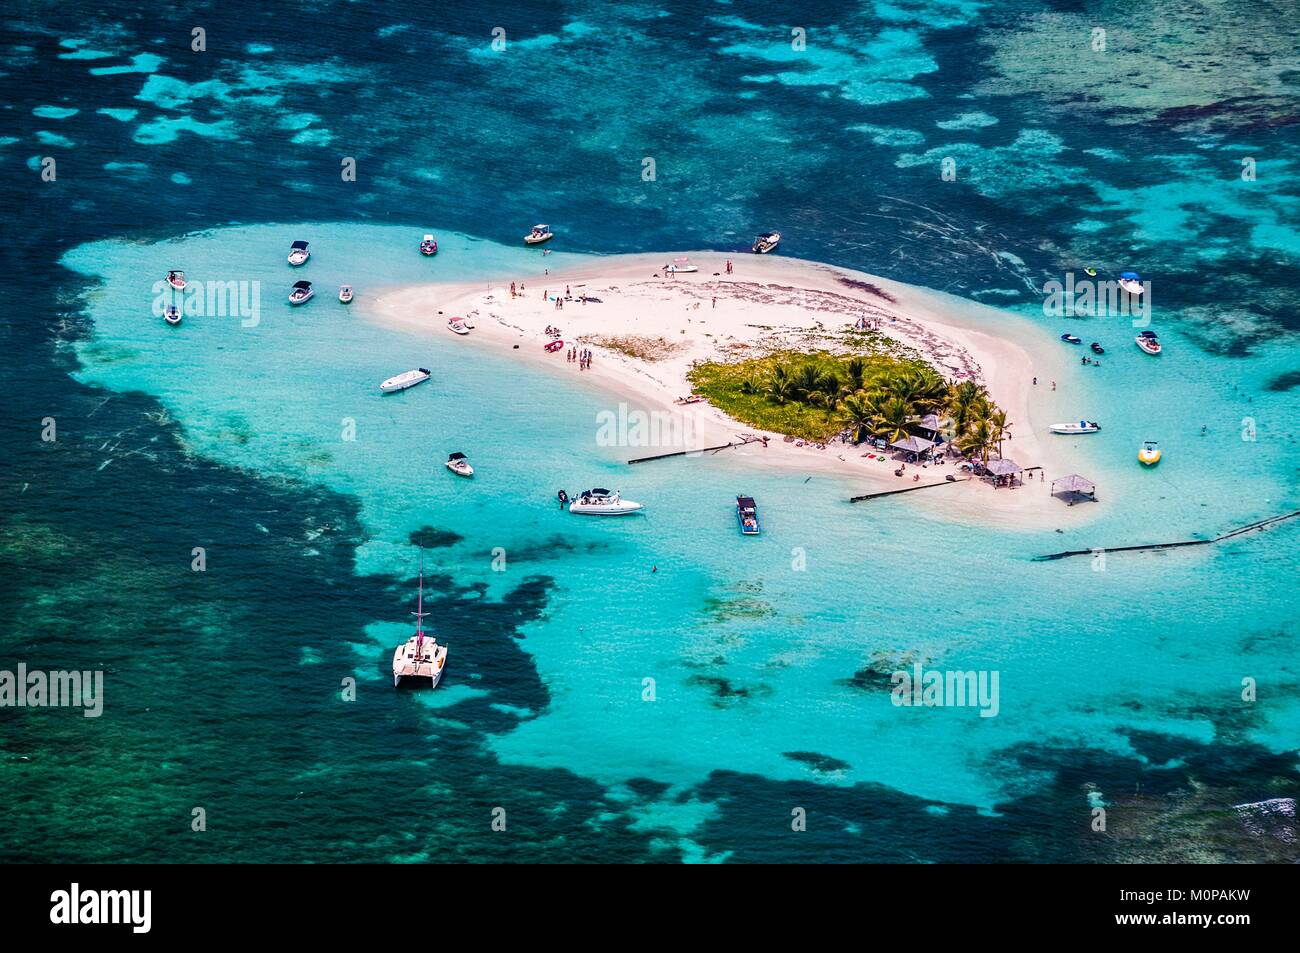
[509,281,527,298]
[568,347,592,370]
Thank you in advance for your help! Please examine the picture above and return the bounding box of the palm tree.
[871,395,915,445]
[957,417,996,464]
[838,391,875,443]
[844,357,866,395]
[945,380,984,437]
[988,409,1012,457]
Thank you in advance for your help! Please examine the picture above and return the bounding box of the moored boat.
[392,555,447,688]
[753,231,780,254]
[445,451,473,477]
[420,234,438,256]
[1138,440,1162,466]
[1061,333,1082,345]
[379,367,431,393]
[164,305,182,326]
[1136,331,1161,354]
[569,488,644,515]
[544,339,564,353]
[736,495,760,535]
[666,256,698,274]
[339,284,353,304]
[288,280,314,305]
[287,240,310,266]
[524,224,554,245]
[1119,271,1144,295]
[447,317,469,335]
[166,269,186,290]
[1090,342,1104,354]
[1049,420,1101,435]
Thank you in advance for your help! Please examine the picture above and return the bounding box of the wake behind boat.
[1049,420,1101,435]
[380,367,431,393]
[569,488,644,515]
[391,555,447,688]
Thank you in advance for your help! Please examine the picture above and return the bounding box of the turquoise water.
[3,0,1298,862]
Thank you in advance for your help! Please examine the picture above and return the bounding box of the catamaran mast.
[412,551,429,651]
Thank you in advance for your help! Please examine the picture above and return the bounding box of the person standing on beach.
[712,296,716,309]
[726,259,733,274]
[510,281,517,298]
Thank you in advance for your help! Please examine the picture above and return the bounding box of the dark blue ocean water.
[2,1,1298,862]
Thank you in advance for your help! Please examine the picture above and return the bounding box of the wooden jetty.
[850,477,970,503]
[1035,509,1300,561]
[628,437,759,465]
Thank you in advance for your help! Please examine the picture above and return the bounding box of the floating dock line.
[850,478,970,503]
[627,437,758,465]
[1034,508,1300,561]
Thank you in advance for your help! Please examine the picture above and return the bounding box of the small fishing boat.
[1061,333,1082,345]
[1138,440,1162,466]
[1090,342,1104,354]
[338,284,353,304]
[544,339,564,353]
[445,451,473,477]
[447,317,469,335]
[666,256,698,274]
[288,280,314,305]
[392,555,447,688]
[736,495,760,535]
[420,234,438,256]
[287,240,310,266]
[753,231,780,254]
[569,488,644,516]
[1119,271,1144,295]
[1049,420,1101,435]
[524,224,554,245]
[164,305,182,326]
[166,269,186,290]
[379,367,431,393]
[1136,331,1162,355]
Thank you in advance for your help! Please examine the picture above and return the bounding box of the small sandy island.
[364,252,1093,529]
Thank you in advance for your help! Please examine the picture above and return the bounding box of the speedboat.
[164,305,182,326]
[666,256,698,274]
[288,280,314,305]
[1090,342,1104,354]
[1060,333,1082,345]
[753,231,780,254]
[1138,440,1162,466]
[392,556,447,688]
[379,368,431,393]
[525,224,554,245]
[1136,331,1161,354]
[445,452,473,477]
[420,234,438,256]
[339,284,353,304]
[166,269,186,290]
[287,240,310,266]
[1119,271,1144,295]
[1049,420,1101,435]
[569,488,644,516]
[447,317,469,335]
[736,495,760,535]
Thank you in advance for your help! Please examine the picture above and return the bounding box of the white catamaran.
[392,555,448,688]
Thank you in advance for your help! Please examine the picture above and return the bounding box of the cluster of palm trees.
[740,357,1012,462]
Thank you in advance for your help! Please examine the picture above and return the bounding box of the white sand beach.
[363,252,1094,528]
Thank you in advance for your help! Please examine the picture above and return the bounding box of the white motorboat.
[288,280,314,305]
[392,556,447,688]
[752,231,780,254]
[164,305,182,326]
[420,234,438,256]
[447,317,469,335]
[166,269,186,290]
[1049,420,1101,435]
[445,451,474,477]
[568,488,644,516]
[379,367,431,393]
[287,240,310,266]
[1136,331,1162,355]
[338,284,353,304]
[666,256,698,274]
[1119,271,1143,295]
[525,224,554,245]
